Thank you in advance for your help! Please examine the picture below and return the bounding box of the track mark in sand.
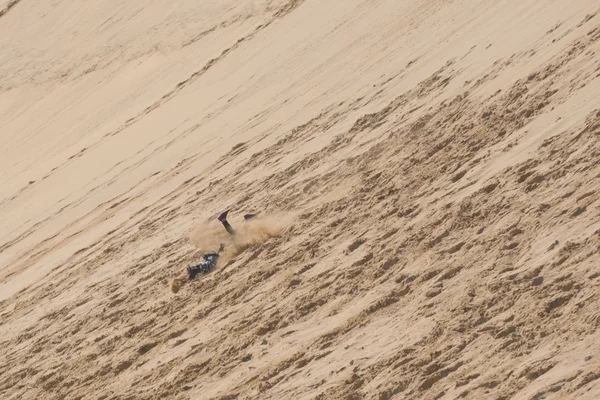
[577,12,597,28]
[105,0,307,140]
[4,0,308,206]
[0,0,20,19]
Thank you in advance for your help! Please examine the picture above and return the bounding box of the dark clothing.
[187,252,220,280]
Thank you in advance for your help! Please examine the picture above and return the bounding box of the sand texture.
[1,1,600,399]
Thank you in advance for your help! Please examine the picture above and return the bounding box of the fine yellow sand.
[1,1,600,399]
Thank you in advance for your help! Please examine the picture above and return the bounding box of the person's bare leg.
[218,210,235,235]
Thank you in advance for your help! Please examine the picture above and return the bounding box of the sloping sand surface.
[1,1,600,399]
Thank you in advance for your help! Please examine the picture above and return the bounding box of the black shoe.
[217,210,230,222]
[243,213,258,221]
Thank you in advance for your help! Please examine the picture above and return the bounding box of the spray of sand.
[189,215,288,261]
[170,215,289,293]
[188,222,233,253]
[218,216,287,261]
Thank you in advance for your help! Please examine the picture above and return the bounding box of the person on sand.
[186,243,224,280]
[186,210,257,280]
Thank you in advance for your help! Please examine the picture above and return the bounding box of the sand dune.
[1,0,600,399]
